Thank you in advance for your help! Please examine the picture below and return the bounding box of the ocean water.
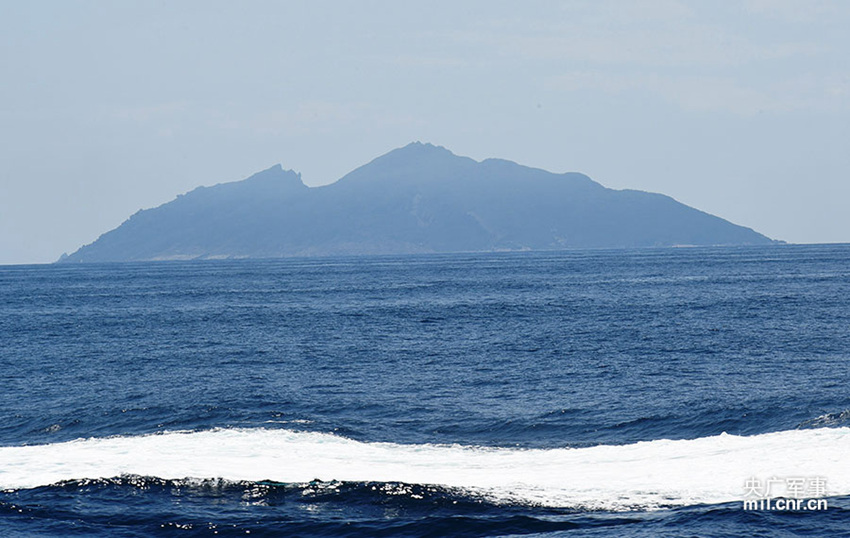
[1,244,849,536]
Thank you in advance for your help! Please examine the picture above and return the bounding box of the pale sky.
[2,0,848,264]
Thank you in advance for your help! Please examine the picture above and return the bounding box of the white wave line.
[1,427,849,510]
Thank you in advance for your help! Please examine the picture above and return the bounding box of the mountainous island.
[61,142,776,262]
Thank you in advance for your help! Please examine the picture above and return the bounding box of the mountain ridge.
[60,143,777,262]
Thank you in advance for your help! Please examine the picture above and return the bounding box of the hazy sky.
[2,0,848,264]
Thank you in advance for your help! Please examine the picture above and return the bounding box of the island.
[60,142,776,262]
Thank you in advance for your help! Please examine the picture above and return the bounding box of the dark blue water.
[2,245,849,536]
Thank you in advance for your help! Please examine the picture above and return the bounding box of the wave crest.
[2,427,849,511]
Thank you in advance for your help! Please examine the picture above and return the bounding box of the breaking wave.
[2,427,849,511]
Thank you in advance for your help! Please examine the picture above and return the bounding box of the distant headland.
[60,142,777,262]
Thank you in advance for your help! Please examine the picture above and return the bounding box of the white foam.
[2,427,848,510]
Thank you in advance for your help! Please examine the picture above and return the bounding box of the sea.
[1,244,849,537]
